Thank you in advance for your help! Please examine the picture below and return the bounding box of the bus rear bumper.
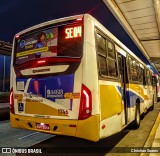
[10,113,100,142]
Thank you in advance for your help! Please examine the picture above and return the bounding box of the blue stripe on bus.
[117,86,144,108]
[16,74,74,105]
[126,90,144,107]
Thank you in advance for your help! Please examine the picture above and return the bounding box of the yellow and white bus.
[10,14,157,142]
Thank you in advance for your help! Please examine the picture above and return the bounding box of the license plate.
[36,123,50,130]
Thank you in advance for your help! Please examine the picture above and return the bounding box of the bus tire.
[132,105,140,129]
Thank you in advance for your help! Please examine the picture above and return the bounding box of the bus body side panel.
[126,83,154,123]
[99,81,123,139]
[82,14,99,116]
[126,84,145,122]
[93,19,123,139]
[147,85,155,109]
[75,14,100,141]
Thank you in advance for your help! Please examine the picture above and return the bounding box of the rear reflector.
[15,34,20,39]
[102,125,106,129]
[78,84,92,120]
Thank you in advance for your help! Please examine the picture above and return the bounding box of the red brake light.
[10,88,15,114]
[34,80,39,94]
[76,18,82,21]
[83,90,89,108]
[15,34,20,39]
[37,60,46,64]
[78,84,92,120]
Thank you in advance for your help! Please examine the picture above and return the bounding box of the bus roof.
[15,14,84,37]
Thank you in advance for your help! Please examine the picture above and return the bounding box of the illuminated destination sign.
[65,26,82,39]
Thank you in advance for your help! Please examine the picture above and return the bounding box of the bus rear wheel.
[132,105,140,129]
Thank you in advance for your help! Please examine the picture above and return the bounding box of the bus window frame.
[127,55,144,85]
[94,27,119,81]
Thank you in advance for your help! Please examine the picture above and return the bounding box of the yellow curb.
[140,112,160,156]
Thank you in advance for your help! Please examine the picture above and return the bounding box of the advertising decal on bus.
[16,28,58,64]
[15,74,81,116]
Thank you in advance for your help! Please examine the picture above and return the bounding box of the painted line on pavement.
[140,112,160,156]
[18,132,40,140]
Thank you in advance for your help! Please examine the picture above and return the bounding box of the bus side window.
[143,69,146,85]
[144,68,152,85]
[138,66,143,83]
[128,56,132,82]
[131,59,138,82]
[135,62,139,82]
[107,41,117,77]
[96,31,118,78]
[98,55,107,75]
[97,33,106,55]
[148,71,152,85]
[108,41,115,58]
[118,55,122,77]
[108,58,117,77]
[146,69,151,85]
[144,68,148,85]
[96,33,108,76]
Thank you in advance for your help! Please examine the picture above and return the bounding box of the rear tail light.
[37,60,46,64]
[78,84,92,120]
[34,80,39,94]
[10,88,15,114]
[76,18,82,21]
[15,34,20,39]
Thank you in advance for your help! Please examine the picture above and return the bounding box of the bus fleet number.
[58,109,68,115]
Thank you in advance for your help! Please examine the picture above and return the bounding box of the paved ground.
[0,103,159,156]
[0,120,53,148]
[107,102,160,156]
[17,102,160,156]
[0,103,9,121]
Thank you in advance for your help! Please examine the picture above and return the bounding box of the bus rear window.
[14,24,83,65]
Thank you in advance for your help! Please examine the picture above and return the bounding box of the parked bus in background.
[10,14,157,142]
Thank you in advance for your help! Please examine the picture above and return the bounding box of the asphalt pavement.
[0,102,160,156]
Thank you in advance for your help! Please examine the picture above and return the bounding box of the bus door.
[118,53,128,126]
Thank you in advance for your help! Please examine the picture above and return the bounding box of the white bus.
[10,14,156,142]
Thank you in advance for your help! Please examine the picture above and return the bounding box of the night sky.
[0,0,158,73]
